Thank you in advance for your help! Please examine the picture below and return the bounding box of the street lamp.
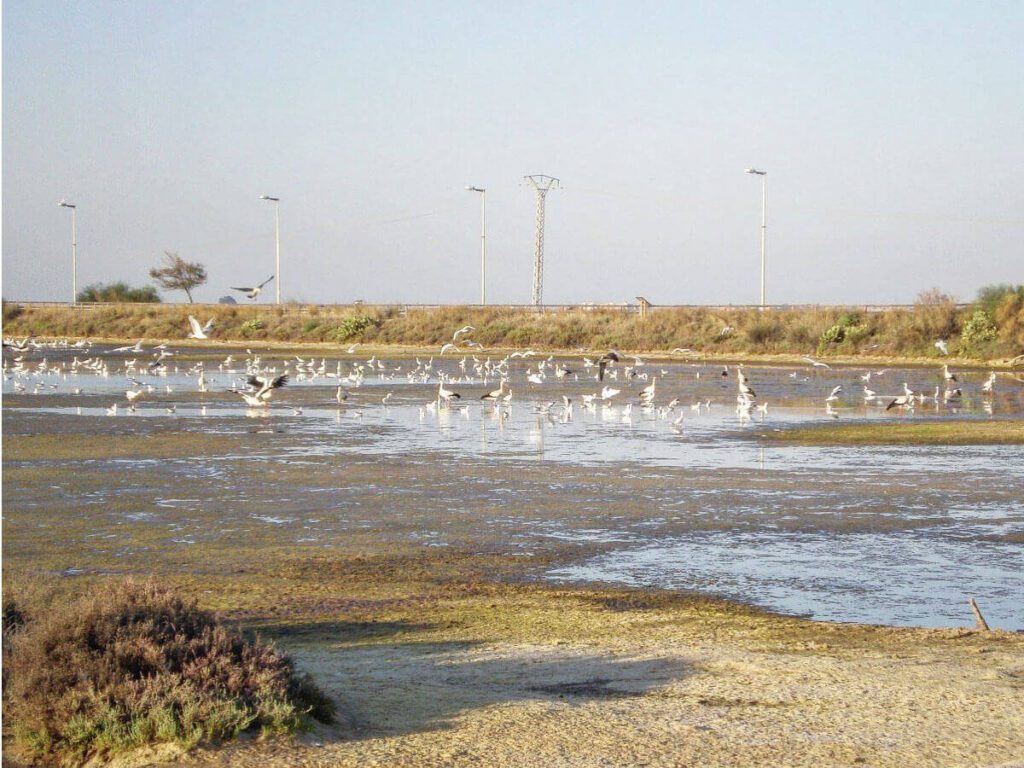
[466,186,487,304]
[744,168,767,308]
[260,195,281,304]
[58,200,77,303]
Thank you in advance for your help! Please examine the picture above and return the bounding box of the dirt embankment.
[183,566,1023,768]
[4,300,1023,364]
[21,550,1011,768]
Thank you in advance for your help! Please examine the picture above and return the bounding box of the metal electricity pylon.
[523,174,559,306]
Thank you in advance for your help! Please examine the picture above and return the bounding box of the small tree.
[149,251,207,303]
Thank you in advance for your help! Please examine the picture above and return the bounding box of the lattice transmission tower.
[523,174,559,306]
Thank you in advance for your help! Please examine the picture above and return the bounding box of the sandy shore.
[166,577,1023,768]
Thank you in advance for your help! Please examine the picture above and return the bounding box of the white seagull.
[187,316,215,340]
[802,356,832,370]
[241,373,287,407]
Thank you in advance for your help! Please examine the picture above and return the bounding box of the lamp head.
[744,168,767,175]
[260,195,280,202]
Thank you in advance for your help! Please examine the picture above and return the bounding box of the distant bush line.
[76,281,161,303]
[2,285,1022,361]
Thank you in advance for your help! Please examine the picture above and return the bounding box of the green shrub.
[960,310,998,347]
[328,314,375,341]
[240,319,264,336]
[3,580,334,765]
[77,282,161,303]
[818,313,863,348]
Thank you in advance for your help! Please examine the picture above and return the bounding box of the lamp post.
[259,195,281,304]
[58,200,77,303]
[744,168,767,308]
[466,186,487,304]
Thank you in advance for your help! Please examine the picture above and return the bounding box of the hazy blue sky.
[3,1,1022,305]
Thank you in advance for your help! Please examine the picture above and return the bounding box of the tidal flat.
[3,347,1023,766]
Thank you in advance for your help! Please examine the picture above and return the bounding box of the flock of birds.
[2,319,1015,434]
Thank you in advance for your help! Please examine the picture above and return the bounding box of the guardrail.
[5,300,971,314]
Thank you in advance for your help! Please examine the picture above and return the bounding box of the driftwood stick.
[969,598,990,631]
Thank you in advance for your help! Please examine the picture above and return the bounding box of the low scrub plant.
[240,318,264,336]
[960,310,998,348]
[3,580,334,765]
[818,312,864,350]
[328,314,375,341]
[76,282,161,303]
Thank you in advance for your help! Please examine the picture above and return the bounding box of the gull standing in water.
[981,371,996,395]
[481,380,508,401]
[639,377,657,404]
[438,382,461,404]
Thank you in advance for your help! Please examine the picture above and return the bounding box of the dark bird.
[598,351,620,382]
[231,275,275,300]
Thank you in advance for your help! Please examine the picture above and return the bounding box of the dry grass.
[5,301,1023,361]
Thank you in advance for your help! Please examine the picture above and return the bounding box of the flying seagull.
[241,373,287,407]
[802,356,832,370]
[187,316,215,340]
[231,275,275,300]
[111,339,145,354]
[598,351,620,382]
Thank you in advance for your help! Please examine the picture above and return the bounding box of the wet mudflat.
[4,346,1022,629]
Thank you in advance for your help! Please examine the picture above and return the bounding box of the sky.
[3,1,1022,306]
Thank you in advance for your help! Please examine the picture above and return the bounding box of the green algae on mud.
[753,419,1024,445]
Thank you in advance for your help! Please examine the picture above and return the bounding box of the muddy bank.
[755,418,1024,445]
[9,549,1022,768]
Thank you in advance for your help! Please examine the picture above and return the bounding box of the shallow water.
[3,344,1023,628]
